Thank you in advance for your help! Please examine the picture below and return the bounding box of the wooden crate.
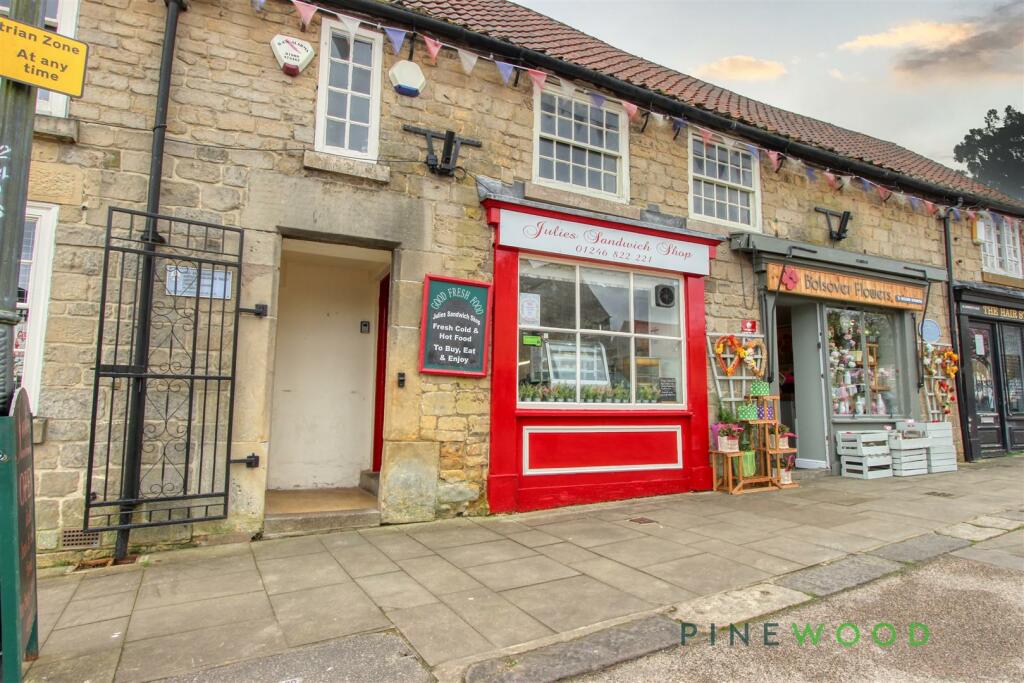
[836,431,891,456]
[888,433,932,450]
[841,454,893,479]
[928,463,958,473]
[891,450,927,464]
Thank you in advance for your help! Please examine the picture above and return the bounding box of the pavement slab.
[589,535,702,568]
[937,522,1007,541]
[25,649,121,683]
[463,615,679,683]
[268,582,390,647]
[127,590,274,642]
[776,554,902,596]
[397,555,485,595]
[951,546,1024,571]
[387,602,493,666]
[437,539,539,568]
[39,616,129,661]
[501,575,656,632]
[355,571,439,611]
[73,571,143,601]
[569,557,698,605]
[255,551,351,595]
[360,531,435,561]
[672,583,811,626]
[251,535,326,560]
[55,590,136,630]
[644,553,771,596]
[439,587,555,648]
[689,539,805,574]
[869,533,971,563]
[134,567,264,610]
[534,519,645,547]
[535,542,602,565]
[968,515,1023,531]
[466,556,579,591]
[324,541,400,578]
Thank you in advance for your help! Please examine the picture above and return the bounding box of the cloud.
[692,55,787,81]
[839,21,977,51]
[839,3,1024,82]
[828,68,845,81]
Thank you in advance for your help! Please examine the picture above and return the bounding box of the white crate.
[888,434,932,450]
[892,451,927,465]
[928,463,958,473]
[841,454,893,479]
[836,431,891,456]
[893,466,928,477]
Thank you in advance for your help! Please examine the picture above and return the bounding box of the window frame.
[313,19,384,162]
[824,305,908,420]
[531,87,631,204]
[687,131,762,232]
[17,202,58,411]
[980,218,1023,279]
[516,254,687,410]
[0,0,80,117]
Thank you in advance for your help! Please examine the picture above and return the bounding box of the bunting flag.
[923,199,936,215]
[950,207,961,222]
[860,177,872,192]
[700,128,713,148]
[893,192,907,207]
[824,171,839,190]
[291,0,318,30]
[787,156,804,174]
[423,35,443,64]
[744,143,759,158]
[338,14,361,37]
[385,27,407,55]
[671,117,686,132]
[252,0,266,11]
[652,112,667,127]
[526,68,547,90]
[457,48,478,75]
[909,196,922,211]
[766,150,782,172]
[875,185,892,202]
[804,166,817,182]
[558,79,576,97]
[495,61,515,86]
[589,92,606,109]
[839,175,854,191]
[622,101,638,121]
[967,210,977,222]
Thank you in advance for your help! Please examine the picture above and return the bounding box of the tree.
[954,106,1024,201]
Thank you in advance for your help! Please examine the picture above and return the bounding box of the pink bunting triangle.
[967,210,977,222]
[766,150,782,172]
[875,185,892,202]
[526,69,547,91]
[422,35,443,64]
[923,200,937,216]
[824,171,839,190]
[292,0,317,30]
[622,101,638,121]
[699,128,713,148]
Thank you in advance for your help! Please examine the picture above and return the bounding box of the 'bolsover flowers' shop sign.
[498,209,711,275]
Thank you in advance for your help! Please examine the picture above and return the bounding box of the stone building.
[12,0,1023,562]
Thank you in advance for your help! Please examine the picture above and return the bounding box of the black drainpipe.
[943,209,971,461]
[332,0,1024,217]
[114,0,187,561]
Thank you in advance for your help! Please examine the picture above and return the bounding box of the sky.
[516,0,1024,170]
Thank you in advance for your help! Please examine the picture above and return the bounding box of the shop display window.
[826,307,903,417]
[517,258,685,406]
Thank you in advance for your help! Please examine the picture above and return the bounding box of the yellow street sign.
[0,16,88,98]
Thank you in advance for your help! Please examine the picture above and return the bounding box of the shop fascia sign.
[498,209,710,276]
[766,262,926,311]
[961,302,1024,322]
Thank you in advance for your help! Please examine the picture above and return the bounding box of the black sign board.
[659,377,678,402]
[419,275,492,377]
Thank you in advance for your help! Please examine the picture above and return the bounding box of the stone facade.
[22,0,1015,562]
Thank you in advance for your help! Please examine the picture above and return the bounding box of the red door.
[371,274,389,472]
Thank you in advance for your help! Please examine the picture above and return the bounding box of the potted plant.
[778,453,796,485]
[638,384,657,403]
[555,384,575,402]
[538,385,552,402]
[519,383,536,402]
[711,407,742,452]
[613,383,629,403]
[735,423,757,478]
[581,385,594,403]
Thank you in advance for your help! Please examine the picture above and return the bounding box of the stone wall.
[24,0,1008,559]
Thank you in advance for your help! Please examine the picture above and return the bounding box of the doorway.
[774,300,830,470]
[267,239,391,514]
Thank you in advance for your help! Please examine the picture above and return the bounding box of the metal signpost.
[0,2,86,678]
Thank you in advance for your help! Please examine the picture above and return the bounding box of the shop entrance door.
[787,302,830,470]
[966,322,1005,455]
[266,240,390,514]
[999,324,1024,450]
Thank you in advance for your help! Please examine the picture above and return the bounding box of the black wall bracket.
[239,303,268,317]
[815,207,852,242]
[403,125,481,176]
[230,453,260,468]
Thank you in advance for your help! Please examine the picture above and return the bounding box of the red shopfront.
[484,199,722,512]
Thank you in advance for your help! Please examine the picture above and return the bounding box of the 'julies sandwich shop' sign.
[498,209,710,275]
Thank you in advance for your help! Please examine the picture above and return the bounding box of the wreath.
[742,339,767,378]
[940,350,959,378]
[937,379,957,415]
[714,335,743,376]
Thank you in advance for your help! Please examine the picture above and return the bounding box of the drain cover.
[629,517,657,524]
[924,491,956,498]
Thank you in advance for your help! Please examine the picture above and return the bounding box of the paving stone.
[473,517,534,535]
[355,571,439,610]
[325,542,401,578]
[115,617,288,681]
[268,582,390,647]
[937,523,1007,541]
[589,536,702,568]
[776,554,902,596]
[73,571,143,601]
[870,533,971,563]
[644,553,770,596]
[408,523,503,550]
[467,556,579,591]
[55,590,136,629]
[969,515,1023,531]
[135,568,264,610]
[463,615,679,683]
[831,516,934,542]
[744,537,848,566]
[995,509,1024,522]
[40,617,128,661]
[535,519,644,547]
[686,521,770,544]
[440,587,555,648]
[437,539,539,568]
[127,591,273,642]
[256,551,350,594]
[672,582,811,625]
[387,602,493,666]
[778,525,881,553]
[617,522,705,546]
[504,530,563,547]
[570,558,697,605]
[501,575,655,632]
[397,555,484,594]
[156,632,431,683]
[140,552,257,586]
[251,535,327,560]
[690,538,804,574]
[535,542,602,565]
[26,649,120,683]
[361,531,435,560]
[977,529,1024,556]
[951,546,1024,572]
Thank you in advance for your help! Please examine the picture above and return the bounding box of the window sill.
[524,181,641,220]
[32,115,78,144]
[981,271,1024,289]
[686,215,760,235]
[516,405,692,417]
[303,150,390,184]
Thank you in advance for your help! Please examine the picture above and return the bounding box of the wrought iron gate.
[85,208,244,531]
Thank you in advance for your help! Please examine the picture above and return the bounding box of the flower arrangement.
[711,407,743,452]
[637,384,658,403]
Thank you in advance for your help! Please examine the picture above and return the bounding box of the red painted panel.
[372,274,389,473]
[526,429,680,470]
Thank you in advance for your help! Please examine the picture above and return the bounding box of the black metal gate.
[85,208,244,531]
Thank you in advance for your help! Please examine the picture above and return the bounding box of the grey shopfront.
[732,234,948,471]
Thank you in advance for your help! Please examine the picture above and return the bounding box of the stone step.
[359,469,380,496]
[263,508,381,539]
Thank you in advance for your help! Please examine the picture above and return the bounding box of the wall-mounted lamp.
[815,207,852,242]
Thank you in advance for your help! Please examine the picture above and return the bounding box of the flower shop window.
[827,307,904,417]
[516,257,685,407]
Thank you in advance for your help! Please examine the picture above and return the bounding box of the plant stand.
[749,395,799,492]
[709,450,743,494]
